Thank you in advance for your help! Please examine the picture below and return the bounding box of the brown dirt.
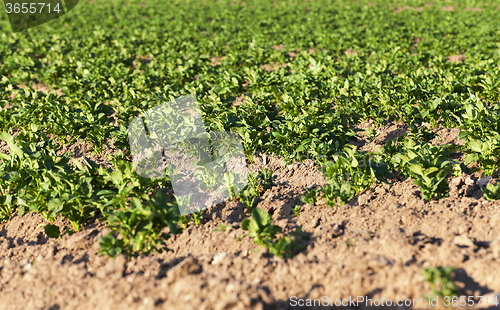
[55,138,123,169]
[210,56,226,66]
[0,101,15,110]
[394,6,416,13]
[410,37,422,52]
[233,94,246,106]
[465,7,483,12]
[447,55,467,63]
[271,44,285,51]
[344,48,357,56]
[10,82,63,98]
[132,55,153,69]
[349,119,409,152]
[259,63,289,73]
[286,51,298,60]
[350,120,465,153]
[1,124,500,310]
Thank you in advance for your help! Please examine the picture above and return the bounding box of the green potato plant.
[301,188,317,205]
[400,141,457,201]
[365,128,379,143]
[422,266,459,309]
[318,145,389,208]
[0,132,112,230]
[221,171,237,199]
[2,0,500,261]
[242,207,307,259]
[98,190,181,258]
[237,186,257,211]
[481,181,500,200]
[242,208,281,248]
[237,168,276,212]
[194,165,218,192]
[463,136,500,176]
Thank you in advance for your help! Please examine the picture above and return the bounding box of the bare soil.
[1,125,500,310]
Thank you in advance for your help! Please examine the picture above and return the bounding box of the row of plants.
[1,0,500,261]
[1,0,500,161]
[3,121,495,258]
[302,118,500,208]
[0,130,309,258]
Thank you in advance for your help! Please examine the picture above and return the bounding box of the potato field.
[1,0,500,309]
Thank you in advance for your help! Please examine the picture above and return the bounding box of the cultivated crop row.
[1,0,500,269]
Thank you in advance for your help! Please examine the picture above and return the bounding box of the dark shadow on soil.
[204,199,249,224]
[455,268,493,297]
[155,256,187,279]
[0,226,15,249]
[73,253,90,266]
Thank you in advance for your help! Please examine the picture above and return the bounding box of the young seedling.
[44,224,61,239]
[237,186,256,211]
[453,163,466,177]
[409,123,436,143]
[365,128,379,143]
[301,188,317,205]
[320,182,354,209]
[247,171,261,197]
[174,193,192,211]
[213,223,231,232]
[292,205,301,217]
[242,208,281,248]
[237,168,277,212]
[480,180,500,200]
[194,165,218,192]
[346,238,355,248]
[98,191,181,258]
[320,184,339,209]
[464,136,500,176]
[242,207,307,258]
[403,144,457,201]
[179,215,189,230]
[221,171,236,199]
[259,168,276,189]
[267,227,307,259]
[422,266,459,309]
[382,137,458,201]
[318,145,390,208]
[192,209,204,225]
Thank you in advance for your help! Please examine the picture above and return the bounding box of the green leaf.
[70,158,84,171]
[408,164,425,176]
[241,218,251,231]
[45,224,60,238]
[351,156,359,168]
[425,167,439,175]
[469,139,483,153]
[0,132,24,159]
[48,198,64,213]
[98,234,124,258]
[252,207,272,228]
